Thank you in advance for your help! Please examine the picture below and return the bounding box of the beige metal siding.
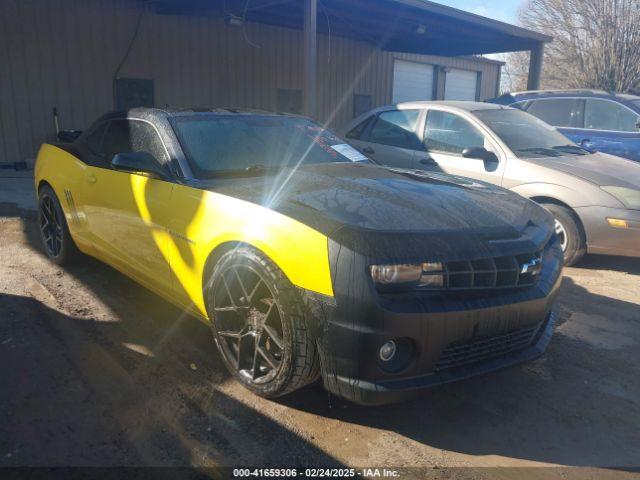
[0,0,501,164]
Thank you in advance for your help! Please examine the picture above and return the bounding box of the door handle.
[362,146,375,155]
[419,157,438,166]
[86,174,97,184]
[580,138,594,148]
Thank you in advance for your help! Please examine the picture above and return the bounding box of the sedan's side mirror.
[111,151,168,179]
[462,146,498,163]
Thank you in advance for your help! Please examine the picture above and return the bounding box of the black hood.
[194,163,554,261]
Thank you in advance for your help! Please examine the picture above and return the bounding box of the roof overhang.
[151,0,551,56]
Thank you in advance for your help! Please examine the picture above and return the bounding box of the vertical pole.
[303,0,318,119]
[436,67,448,100]
[527,43,544,90]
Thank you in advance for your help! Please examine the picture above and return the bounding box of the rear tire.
[541,203,585,266]
[207,246,320,398]
[37,185,81,266]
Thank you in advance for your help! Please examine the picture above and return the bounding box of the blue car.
[491,89,640,162]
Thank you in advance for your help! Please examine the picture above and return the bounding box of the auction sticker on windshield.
[331,143,369,162]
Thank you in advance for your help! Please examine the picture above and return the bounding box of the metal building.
[0,0,550,167]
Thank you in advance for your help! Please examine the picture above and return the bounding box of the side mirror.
[462,147,498,162]
[111,151,168,179]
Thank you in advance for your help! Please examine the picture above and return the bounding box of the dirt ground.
[1,200,640,478]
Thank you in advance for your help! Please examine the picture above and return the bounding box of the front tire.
[541,203,585,266]
[38,185,80,266]
[207,246,320,398]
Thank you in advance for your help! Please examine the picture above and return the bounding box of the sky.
[433,0,525,25]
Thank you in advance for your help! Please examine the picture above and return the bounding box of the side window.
[525,99,578,127]
[84,122,108,155]
[101,120,133,161]
[346,116,374,140]
[101,119,168,165]
[511,101,530,111]
[584,99,640,132]
[368,109,422,149]
[423,110,484,155]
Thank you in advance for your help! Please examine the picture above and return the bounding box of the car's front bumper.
[325,310,556,406]
[304,234,563,406]
[577,206,640,257]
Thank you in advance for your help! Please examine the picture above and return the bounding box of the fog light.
[379,340,397,362]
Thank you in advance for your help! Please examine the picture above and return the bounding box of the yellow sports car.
[35,108,563,405]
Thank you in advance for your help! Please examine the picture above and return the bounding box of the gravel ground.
[1,201,639,478]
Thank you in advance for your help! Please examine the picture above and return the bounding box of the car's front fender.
[166,184,334,318]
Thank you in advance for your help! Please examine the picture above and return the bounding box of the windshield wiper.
[551,144,589,155]
[516,147,563,157]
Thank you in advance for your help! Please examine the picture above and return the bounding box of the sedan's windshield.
[474,108,588,158]
[170,114,369,178]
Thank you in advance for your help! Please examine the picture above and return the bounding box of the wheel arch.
[201,241,278,318]
[199,230,335,319]
[202,241,245,296]
[530,195,572,210]
[529,195,587,243]
[37,179,53,193]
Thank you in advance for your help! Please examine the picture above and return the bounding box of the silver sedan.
[340,101,640,265]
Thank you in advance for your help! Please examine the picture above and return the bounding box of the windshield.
[170,114,369,178]
[474,108,587,158]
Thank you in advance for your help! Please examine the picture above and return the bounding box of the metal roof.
[151,0,551,56]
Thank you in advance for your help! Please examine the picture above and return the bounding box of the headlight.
[370,262,444,289]
[601,186,640,210]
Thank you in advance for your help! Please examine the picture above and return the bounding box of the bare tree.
[507,0,640,93]
[501,51,530,92]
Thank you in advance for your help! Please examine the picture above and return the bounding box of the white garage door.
[392,60,434,104]
[444,68,478,101]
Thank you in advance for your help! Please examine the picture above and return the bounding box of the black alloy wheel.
[208,247,320,398]
[40,194,63,258]
[213,263,285,383]
[37,185,80,265]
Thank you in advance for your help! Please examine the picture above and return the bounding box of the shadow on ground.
[575,254,640,275]
[1,217,341,467]
[0,202,36,220]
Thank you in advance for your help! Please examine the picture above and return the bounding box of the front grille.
[435,323,540,371]
[422,252,542,292]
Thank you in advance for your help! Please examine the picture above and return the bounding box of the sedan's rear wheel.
[542,203,585,266]
[207,247,320,398]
